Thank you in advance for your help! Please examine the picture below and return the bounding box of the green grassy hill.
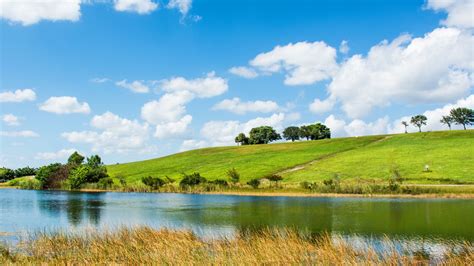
[108,130,474,185]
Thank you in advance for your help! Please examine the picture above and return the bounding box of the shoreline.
[2,185,474,199]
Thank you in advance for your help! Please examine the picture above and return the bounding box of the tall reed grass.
[1,227,472,265]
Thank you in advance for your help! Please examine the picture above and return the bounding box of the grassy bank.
[107,130,474,185]
[1,227,472,265]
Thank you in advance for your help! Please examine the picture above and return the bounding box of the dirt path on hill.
[277,136,393,175]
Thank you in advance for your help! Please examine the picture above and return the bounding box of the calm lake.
[1,189,473,250]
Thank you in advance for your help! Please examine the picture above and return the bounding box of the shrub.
[97,177,114,189]
[180,173,207,188]
[226,168,240,184]
[300,181,313,190]
[323,175,340,192]
[36,163,70,189]
[142,176,165,189]
[247,178,261,189]
[265,174,283,187]
[165,176,175,184]
[117,175,127,186]
[210,179,229,187]
[19,178,41,190]
[388,167,403,192]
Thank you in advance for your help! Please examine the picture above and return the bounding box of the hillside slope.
[107,130,474,184]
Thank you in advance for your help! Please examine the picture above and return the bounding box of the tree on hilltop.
[450,107,474,130]
[410,115,427,132]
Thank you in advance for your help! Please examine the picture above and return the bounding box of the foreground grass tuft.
[1,227,472,264]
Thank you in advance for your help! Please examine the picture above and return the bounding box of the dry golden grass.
[1,227,472,265]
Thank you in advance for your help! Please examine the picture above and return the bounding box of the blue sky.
[1,0,473,168]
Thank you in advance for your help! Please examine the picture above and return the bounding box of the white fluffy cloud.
[324,94,474,137]
[339,40,350,54]
[201,113,286,146]
[116,80,150,93]
[328,27,474,118]
[114,0,158,14]
[389,94,474,133]
[0,88,36,102]
[35,148,79,160]
[2,114,20,126]
[0,130,39,137]
[39,96,91,114]
[141,91,193,124]
[228,66,258,79]
[154,115,192,139]
[62,111,153,154]
[213,98,279,115]
[309,97,335,114]
[167,0,192,15]
[427,0,474,28]
[249,41,338,85]
[179,139,207,152]
[0,0,81,26]
[160,72,228,98]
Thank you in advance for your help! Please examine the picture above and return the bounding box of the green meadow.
[107,130,474,185]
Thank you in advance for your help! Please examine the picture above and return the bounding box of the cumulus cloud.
[0,130,39,137]
[323,115,389,137]
[62,111,153,154]
[90,77,110,83]
[328,28,474,118]
[0,0,81,26]
[309,97,335,114]
[201,113,286,146]
[213,98,279,115]
[426,0,474,28]
[167,0,192,15]
[179,139,207,152]
[389,94,474,133]
[0,88,36,102]
[160,72,228,98]
[249,41,338,85]
[154,115,192,139]
[228,66,258,79]
[141,91,193,124]
[39,96,91,114]
[35,148,79,160]
[2,114,20,126]
[116,80,150,93]
[339,40,350,54]
[114,0,158,14]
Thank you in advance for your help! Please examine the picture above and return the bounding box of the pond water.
[1,188,473,256]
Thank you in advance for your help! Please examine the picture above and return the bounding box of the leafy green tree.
[68,151,85,166]
[226,168,240,184]
[14,166,37,177]
[0,168,15,181]
[86,155,103,168]
[440,115,454,130]
[299,125,311,140]
[68,165,90,189]
[450,107,474,130]
[248,126,281,144]
[234,133,249,145]
[410,115,427,132]
[36,163,70,189]
[283,126,301,142]
[308,123,331,140]
[401,121,409,133]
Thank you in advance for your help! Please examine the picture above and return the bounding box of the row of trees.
[402,107,473,133]
[0,166,37,182]
[235,123,331,145]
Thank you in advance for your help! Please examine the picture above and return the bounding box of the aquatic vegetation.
[1,227,472,264]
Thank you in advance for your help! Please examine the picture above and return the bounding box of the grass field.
[108,130,474,185]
